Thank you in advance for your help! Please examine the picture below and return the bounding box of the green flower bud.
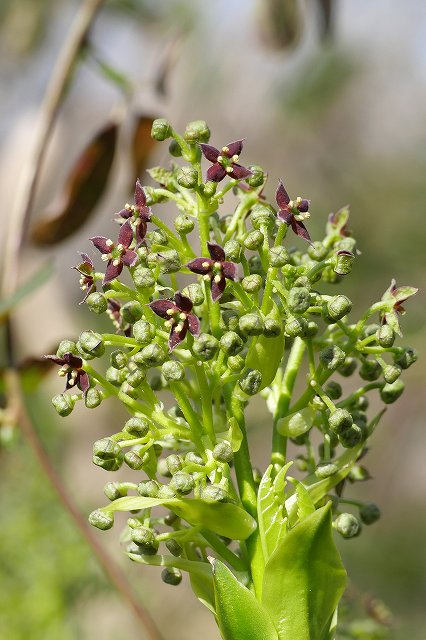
[220,331,244,356]
[337,357,357,377]
[329,409,353,435]
[324,381,342,400]
[239,368,262,395]
[166,454,183,475]
[380,379,405,404]
[161,567,182,586]
[284,315,308,338]
[85,387,101,408]
[242,274,262,293]
[138,343,167,368]
[203,181,217,198]
[151,118,171,141]
[157,484,176,499]
[377,325,395,348]
[177,166,198,189]
[181,283,204,306]
[223,239,242,263]
[334,513,361,538]
[348,464,371,482]
[52,393,75,417]
[131,527,159,554]
[192,333,219,361]
[383,364,402,384]
[124,416,149,437]
[250,204,275,231]
[359,503,381,525]
[336,237,357,253]
[150,228,169,246]
[133,320,156,344]
[147,250,181,274]
[174,214,195,234]
[288,287,310,314]
[127,369,146,388]
[246,165,265,188]
[315,462,338,479]
[359,359,381,381]
[120,301,143,324]
[168,138,182,157]
[308,241,328,261]
[294,276,311,289]
[305,320,319,337]
[320,345,346,371]
[222,310,240,332]
[243,230,264,250]
[356,395,369,411]
[165,539,183,556]
[106,366,127,386]
[184,119,210,143]
[322,266,342,284]
[201,485,229,503]
[56,340,78,358]
[324,295,352,322]
[311,394,326,411]
[132,265,155,289]
[248,255,264,275]
[161,360,185,381]
[227,355,245,372]
[263,317,281,337]
[239,313,264,336]
[269,246,289,267]
[137,245,149,262]
[104,481,126,501]
[78,330,105,357]
[93,438,124,471]
[164,510,180,526]
[185,451,204,465]
[170,471,194,494]
[213,441,233,463]
[109,350,126,370]
[339,424,364,448]
[333,251,355,276]
[124,449,145,470]
[88,509,114,530]
[394,347,417,370]
[137,480,160,498]
[87,292,108,314]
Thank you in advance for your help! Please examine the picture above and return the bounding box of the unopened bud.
[324,295,352,322]
[203,181,217,198]
[308,241,328,261]
[305,321,319,337]
[177,166,198,189]
[89,509,114,530]
[383,364,401,384]
[246,165,265,188]
[93,438,124,471]
[359,359,381,381]
[359,503,381,525]
[339,424,364,448]
[239,368,262,395]
[166,454,183,475]
[124,449,145,470]
[316,462,338,479]
[174,214,195,234]
[377,325,395,348]
[227,355,245,372]
[284,315,308,338]
[165,539,183,556]
[131,527,159,554]
[52,393,75,417]
[337,357,357,377]
[106,366,127,386]
[380,379,405,404]
[201,485,229,502]
[133,320,156,344]
[132,265,155,289]
[288,287,310,314]
[394,347,417,370]
[87,292,108,314]
[239,313,264,336]
[124,416,149,437]
[329,409,353,435]
[263,317,281,337]
[241,274,262,293]
[250,204,275,230]
[324,381,342,400]
[220,331,244,355]
[269,246,289,267]
[138,343,167,367]
[85,388,101,408]
[78,330,105,357]
[121,301,143,324]
[147,250,181,274]
[162,360,185,381]
[56,340,78,358]
[213,441,233,463]
[151,118,171,141]
[169,138,182,157]
[181,283,204,306]
[161,567,182,586]
[320,345,346,371]
[137,480,160,498]
[243,230,264,250]
[192,333,219,361]
[104,481,126,501]
[170,472,194,494]
[334,250,355,275]
[334,513,361,538]
[184,119,210,143]
[223,240,242,263]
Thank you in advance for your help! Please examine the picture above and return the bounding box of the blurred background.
[0,0,425,638]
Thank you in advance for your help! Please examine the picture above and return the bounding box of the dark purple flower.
[73,253,96,303]
[44,352,90,395]
[275,181,312,243]
[107,298,131,337]
[380,279,418,336]
[149,292,200,351]
[90,220,138,285]
[186,242,238,301]
[115,179,152,246]
[200,139,253,183]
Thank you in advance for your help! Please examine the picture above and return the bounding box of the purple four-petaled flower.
[200,139,252,183]
[44,352,90,395]
[90,220,138,285]
[115,179,152,247]
[149,292,200,351]
[73,253,96,303]
[275,180,312,243]
[186,242,238,301]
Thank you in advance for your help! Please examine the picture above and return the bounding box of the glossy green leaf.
[210,558,279,640]
[257,463,292,560]
[262,504,346,640]
[277,407,313,438]
[101,496,257,540]
[227,417,243,452]
[289,477,316,524]
[246,302,284,390]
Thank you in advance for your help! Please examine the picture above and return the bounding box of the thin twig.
[0,1,164,638]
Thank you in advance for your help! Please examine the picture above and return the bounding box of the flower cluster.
[47,119,417,636]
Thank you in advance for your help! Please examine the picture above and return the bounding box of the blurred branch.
[0,1,164,638]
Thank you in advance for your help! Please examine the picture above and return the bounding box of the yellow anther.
[105,239,114,247]
[101,254,110,262]
[125,203,132,210]
[217,155,223,163]
[202,261,210,268]
[288,200,294,208]
[214,275,222,283]
[81,284,87,291]
[112,259,120,267]
[166,308,175,316]
[226,167,233,173]
[222,146,229,153]
[116,243,124,251]
[296,196,302,205]
[214,261,222,269]
[175,323,183,333]
[164,320,172,328]
[203,274,211,281]
[179,313,187,320]
[232,154,239,162]
[58,369,67,377]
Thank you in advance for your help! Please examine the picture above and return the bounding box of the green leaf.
[257,463,292,561]
[210,558,279,640]
[189,568,216,613]
[101,496,257,540]
[227,417,243,452]
[245,301,284,390]
[262,504,346,640]
[277,407,313,438]
[0,262,53,320]
[289,477,316,524]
